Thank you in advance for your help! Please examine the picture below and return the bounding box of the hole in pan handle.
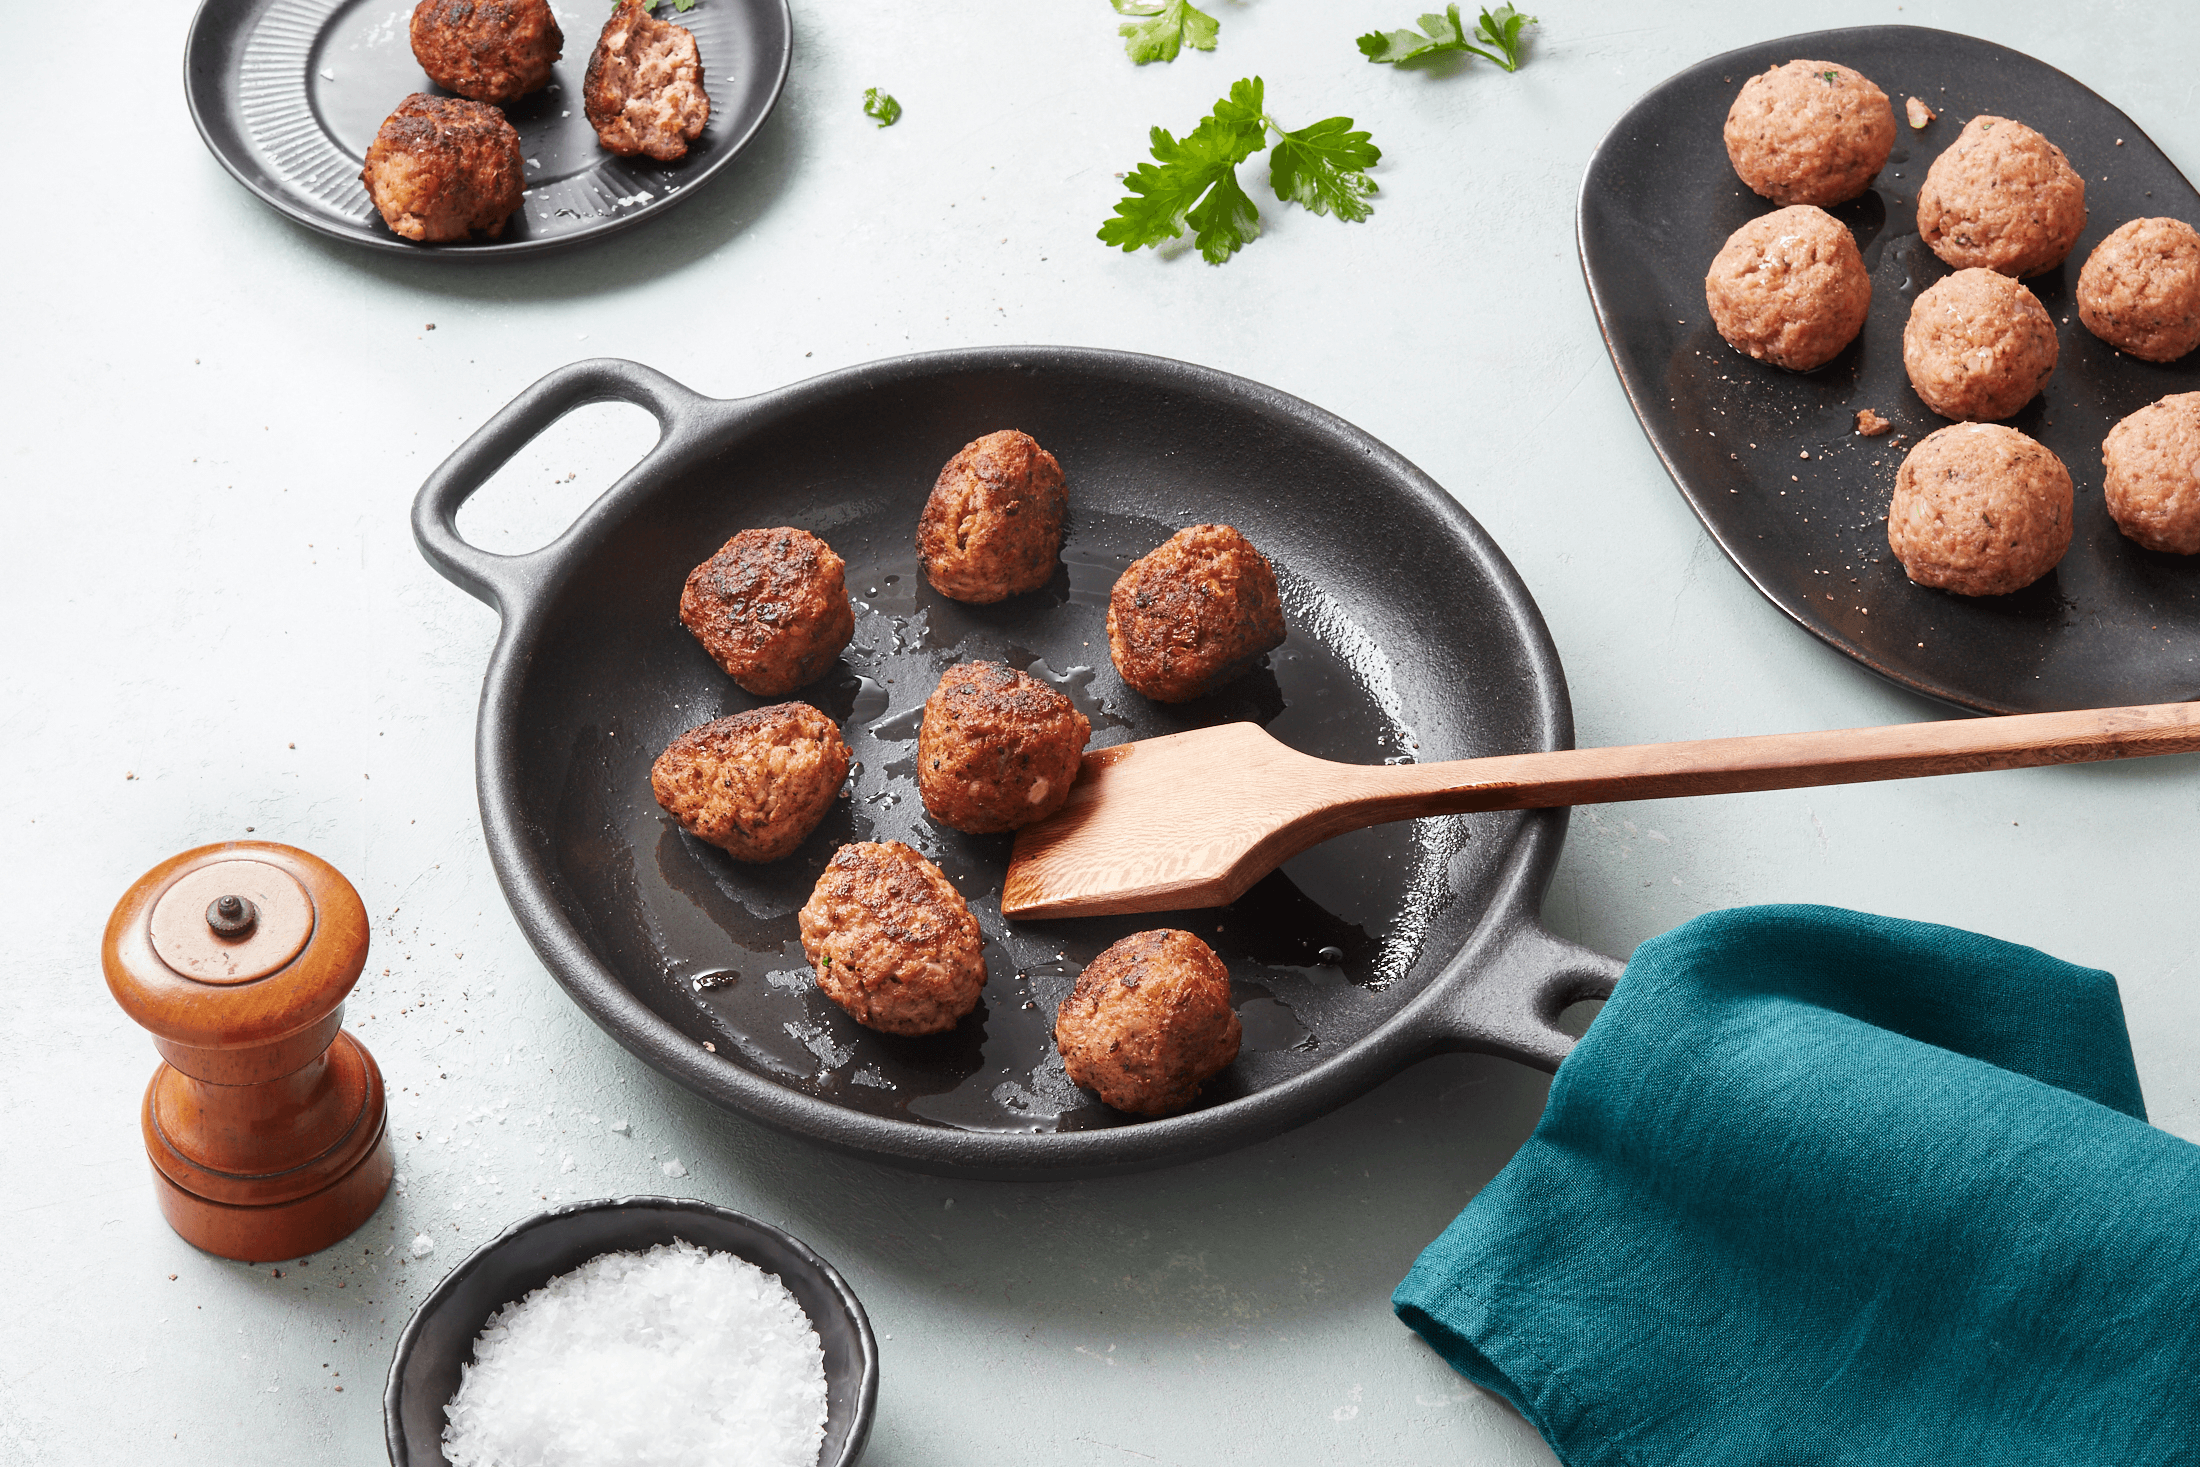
[410,358,712,619]
[1421,919,1624,1074]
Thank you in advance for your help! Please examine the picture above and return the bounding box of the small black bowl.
[385,1196,877,1466]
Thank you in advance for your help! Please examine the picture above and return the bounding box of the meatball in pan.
[679,527,855,697]
[917,430,1068,603]
[361,94,526,244]
[410,0,561,105]
[651,703,849,863]
[1107,525,1287,704]
[918,662,1090,834]
[585,0,711,162]
[1055,929,1242,1118]
[799,842,987,1036]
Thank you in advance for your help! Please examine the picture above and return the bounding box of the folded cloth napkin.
[1394,904,2200,1465]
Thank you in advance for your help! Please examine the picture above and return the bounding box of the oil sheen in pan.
[557,504,1466,1133]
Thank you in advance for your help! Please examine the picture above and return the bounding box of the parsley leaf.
[862,88,902,127]
[1358,4,1537,71]
[626,0,698,13]
[1111,0,1220,64]
[1268,117,1380,221]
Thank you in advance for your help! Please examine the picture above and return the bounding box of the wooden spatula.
[1001,701,2200,919]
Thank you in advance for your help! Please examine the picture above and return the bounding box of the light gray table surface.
[6,1,2197,1462]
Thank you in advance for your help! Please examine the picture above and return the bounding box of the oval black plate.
[185,0,791,259]
[1581,25,2200,714]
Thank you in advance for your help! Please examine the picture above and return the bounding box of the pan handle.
[411,358,712,616]
[1421,920,1625,1073]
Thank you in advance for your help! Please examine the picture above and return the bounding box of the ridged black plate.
[185,0,791,259]
[1581,26,2200,714]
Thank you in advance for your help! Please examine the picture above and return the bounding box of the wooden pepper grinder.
[103,842,394,1262]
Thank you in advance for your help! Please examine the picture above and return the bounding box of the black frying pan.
[412,350,1620,1179]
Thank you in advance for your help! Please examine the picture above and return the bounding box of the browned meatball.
[1704,204,1872,371]
[917,663,1091,834]
[584,0,710,162]
[2102,392,2200,554]
[2077,217,2200,363]
[1055,930,1242,1118]
[1888,423,2072,596]
[916,430,1068,603]
[650,703,850,863]
[1917,116,2086,278]
[799,842,986,1035]
[360,94,525,243]
[1107,525,1287,704]
[1723,60,1896,207]
[1901,268,2059,422]
[679,528,855,697]
[410,0,561,104]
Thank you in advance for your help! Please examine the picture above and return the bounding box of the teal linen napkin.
[1394,904,2200,1465]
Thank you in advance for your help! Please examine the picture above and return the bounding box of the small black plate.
[1581,26,2200,714]
[185,0,791,259]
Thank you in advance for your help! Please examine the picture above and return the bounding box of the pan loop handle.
[1422,920,1625,1073]
[410,358,712,617]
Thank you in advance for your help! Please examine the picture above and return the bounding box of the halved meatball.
[584,0,710,162]
[799,842,987,1035]
[410,0,561,105]
[360,93,525,243]
[918,662,1090,834]
[1055,930,1242,1118]
[1917,116,2086,277]
[916,430,1068,603]
[679,528,855,697]
[1107,525,1286,704]
[1723,59,1896,207]
[651,703,849,862]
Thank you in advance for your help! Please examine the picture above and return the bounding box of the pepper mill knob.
[104,842,394,1262]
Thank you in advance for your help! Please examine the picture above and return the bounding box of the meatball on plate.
[799,843,987,1036]
[410,0,561,104]
[586,0,712,162]
[1723,59,1895,207]
[1917,115,2086,278]
[361,94,525,243]
[1108,525,1287,704]
[679,527,855,696]
[1704,204,1871,371]
[651,703,849,863]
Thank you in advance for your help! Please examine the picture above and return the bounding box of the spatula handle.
[1345,701,2200,819]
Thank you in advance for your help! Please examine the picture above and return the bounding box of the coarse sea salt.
[442,1239,827,1467]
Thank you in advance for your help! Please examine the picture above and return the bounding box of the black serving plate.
[185,0,791,259]
[1581,26,2200,714]
[385,1197,876,1467]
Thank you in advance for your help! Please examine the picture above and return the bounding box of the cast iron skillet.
[184,0,791,258]
[413,349,1621,1179]
[1581,26,2200,715]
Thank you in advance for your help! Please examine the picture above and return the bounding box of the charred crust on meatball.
[584,0,711,162]
[1055,929,1242,1118]
[360,93,526,244]
[916,662,1091,834]
[650,703,850,863]
[1106,524,1287,704]
[798,842,987,1036]
[409,0,562,105]
[916,430,1069,603]
[679,527,856,697]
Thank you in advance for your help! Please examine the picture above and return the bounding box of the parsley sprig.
[1358,4,1536,69]
[862,88,902,127]
[624,0,698,13]
[1111,0,1220,64]
[1098,78,1380,264]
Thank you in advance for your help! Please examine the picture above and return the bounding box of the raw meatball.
[2101,392,2200,554]
[1704,205,1872,371]
[1902,268,2058,422]
[1107,525,1286,704]
[650,703,850,863]
[1888,423,2072,596]
[916,430,1067,603]
[1055,930,1242,1118]
[917,663,1090,834]
[1917,116,2086,277]
[1722,60,1896,207]
[410,0,561,104]
[799,842,986,1036]
[360,94,525,243]
[679,528,855,697]
[2077,217,2200,362]
[584,0,710,162]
